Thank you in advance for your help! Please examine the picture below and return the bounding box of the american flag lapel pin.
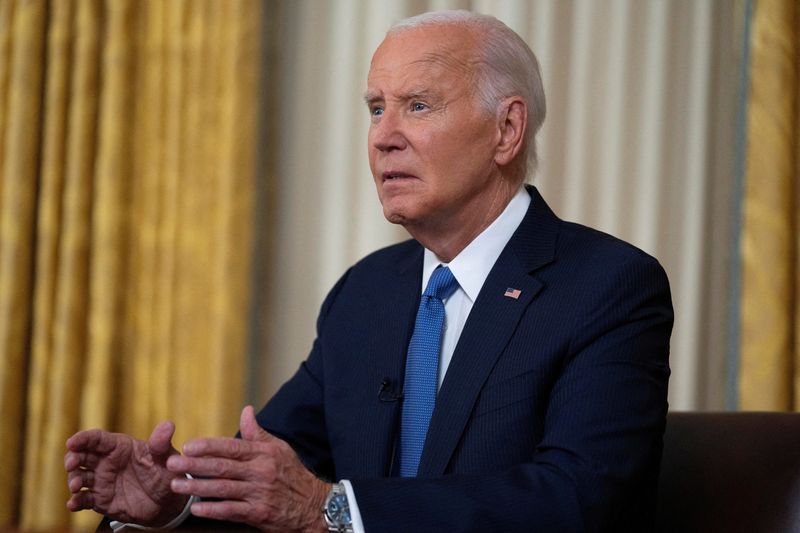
[504,287,522,299]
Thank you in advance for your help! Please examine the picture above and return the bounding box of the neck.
[407,178,519,262]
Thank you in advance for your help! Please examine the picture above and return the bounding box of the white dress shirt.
[342,186,531,532]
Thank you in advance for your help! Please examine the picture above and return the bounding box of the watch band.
[322,482,353,533]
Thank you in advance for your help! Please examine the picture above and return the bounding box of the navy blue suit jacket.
[256,186,672,532]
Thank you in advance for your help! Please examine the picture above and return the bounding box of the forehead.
[367,25,481,92]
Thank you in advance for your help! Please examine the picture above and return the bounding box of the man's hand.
[166,405,330,533]
[64,421,190,526]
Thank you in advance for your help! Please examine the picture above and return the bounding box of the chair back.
[657,412,800,532]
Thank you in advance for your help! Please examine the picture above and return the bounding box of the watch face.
[326,493,351,525]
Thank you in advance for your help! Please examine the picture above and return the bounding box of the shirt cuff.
[340,479,365,533]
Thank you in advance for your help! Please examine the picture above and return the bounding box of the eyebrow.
[363,91,382,106]
[363,89,436,107]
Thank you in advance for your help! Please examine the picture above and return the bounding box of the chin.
[380,198,427,228]
[381,203,420,227]
[382,209,408,226]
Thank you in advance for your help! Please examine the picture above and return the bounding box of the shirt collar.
[422,186,531,301]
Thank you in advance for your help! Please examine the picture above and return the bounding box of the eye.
[371,106,384,117]
[411,102,427,112]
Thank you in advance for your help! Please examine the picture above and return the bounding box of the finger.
[190,499,253,524]
[171,477,250,500]
[239,405,273,443]
[64,451,82,471]
[64,451,101,471]
[182,436,255,459]
[167,455,250,480]
[66,429,118,454]
[67,469,95,493]
[66,490,96,512]
[148,420,176,457]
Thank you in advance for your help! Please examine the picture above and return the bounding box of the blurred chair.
[657,412,800,532]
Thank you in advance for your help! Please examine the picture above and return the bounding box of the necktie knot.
[424,266,458,301]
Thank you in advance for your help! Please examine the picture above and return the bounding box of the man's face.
[366,25,503,233]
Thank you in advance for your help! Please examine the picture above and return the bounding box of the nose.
[370,109,407,153]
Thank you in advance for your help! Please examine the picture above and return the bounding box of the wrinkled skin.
[366,24,527,261]
[65,406,329,532]
[166,406,329,532]
[65,420,188,526]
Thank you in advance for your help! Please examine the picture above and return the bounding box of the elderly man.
[66,10,672,533]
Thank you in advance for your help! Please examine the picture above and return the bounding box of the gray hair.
[389,10,546,178]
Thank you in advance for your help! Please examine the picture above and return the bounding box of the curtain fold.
[0,0,46,525]
[23,1,101,527]
[739,0,799,410]
[0,1,261,530]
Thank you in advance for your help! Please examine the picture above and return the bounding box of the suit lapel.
[418,186,560,475]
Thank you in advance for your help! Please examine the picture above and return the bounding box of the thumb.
[148,420,176,457]
[240,405,272,442]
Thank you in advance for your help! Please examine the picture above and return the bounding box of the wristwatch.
[323,482,353,532]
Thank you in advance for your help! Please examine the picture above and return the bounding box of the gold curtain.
[739,0,799,410]
[0,0,262,530]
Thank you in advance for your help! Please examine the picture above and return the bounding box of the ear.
[494,97,527,167]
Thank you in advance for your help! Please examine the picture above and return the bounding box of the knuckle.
[260,463,278,483]
[229,440,246,456]
[217,479,238,498]
[210,458,229,476]
[259,506,276,524]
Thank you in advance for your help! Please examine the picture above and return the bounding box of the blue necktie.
[399,265,459,477]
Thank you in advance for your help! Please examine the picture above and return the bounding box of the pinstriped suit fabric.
[257,187,673,532]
